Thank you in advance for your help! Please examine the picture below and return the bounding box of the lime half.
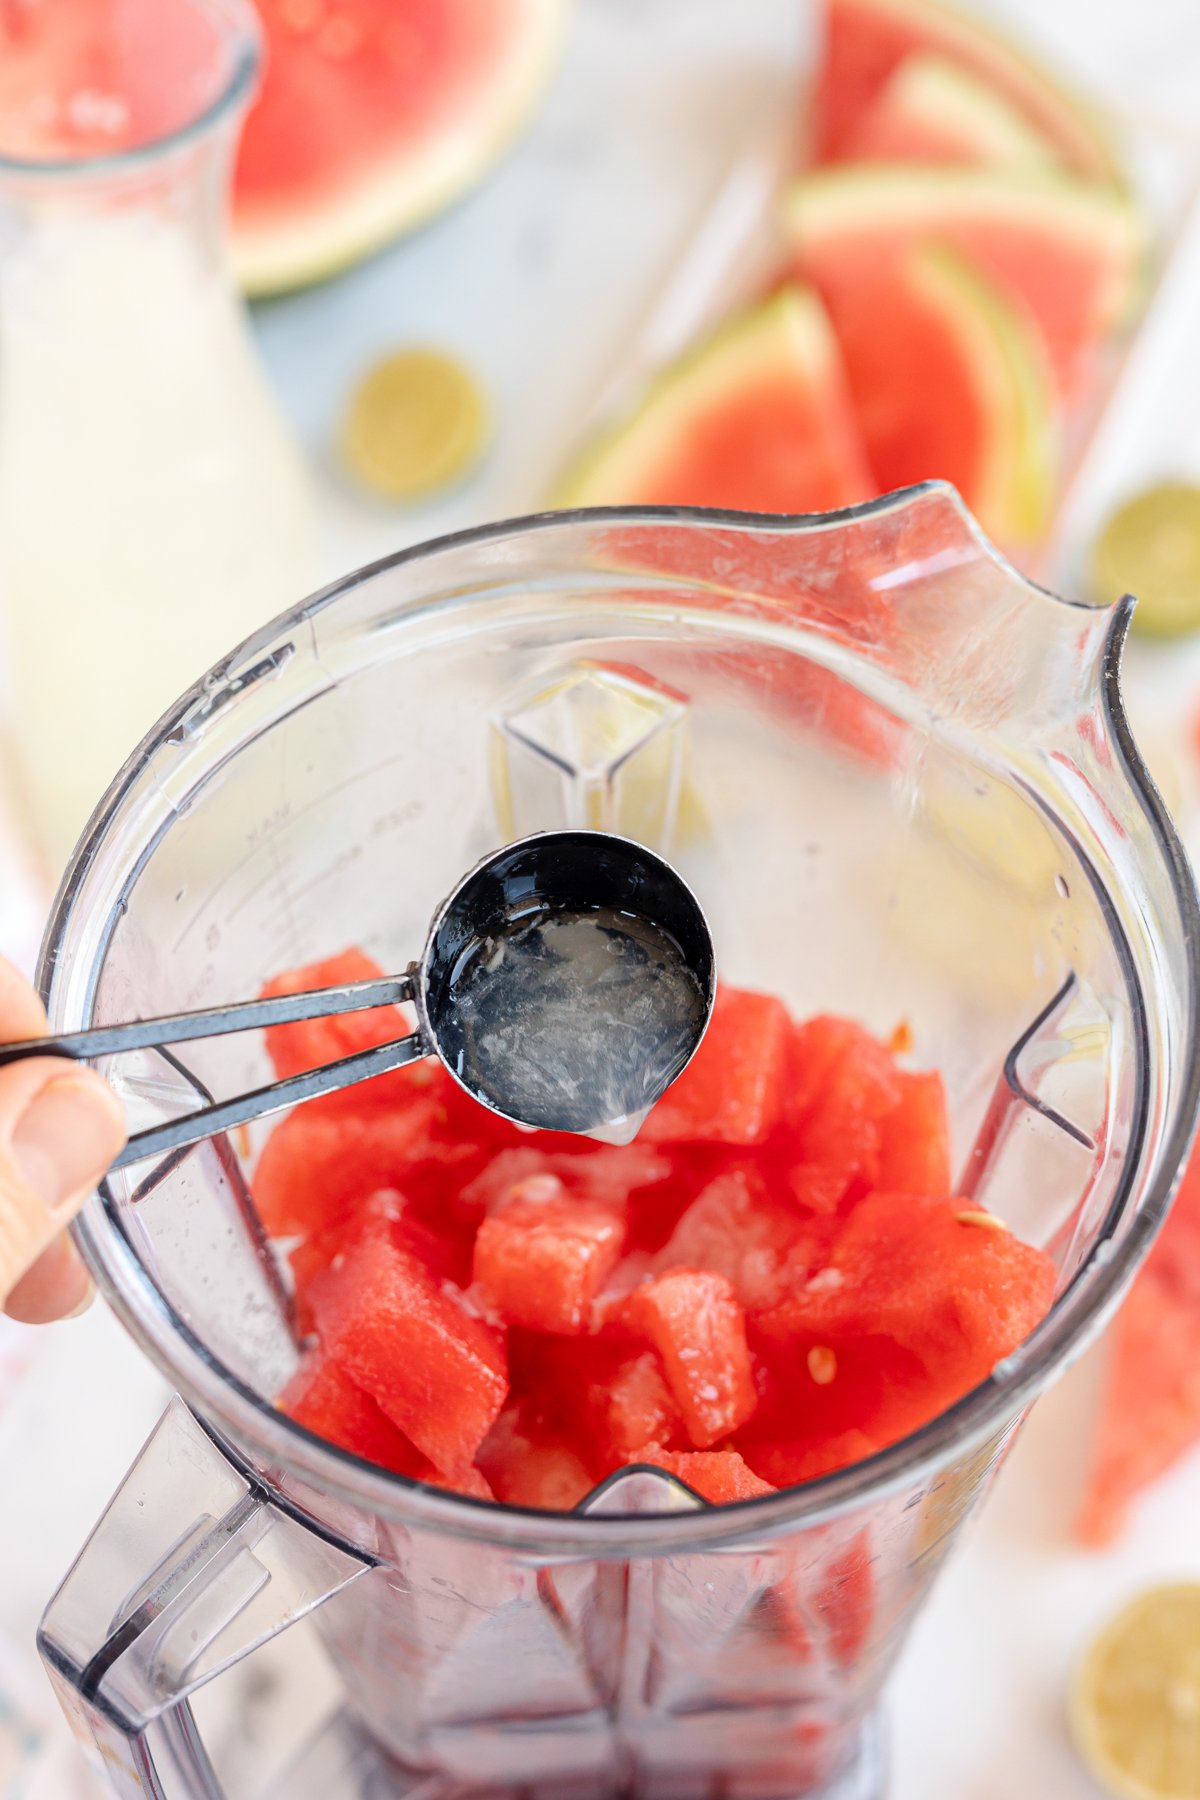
[340,348,488,502]
[1072,1584,1200,1799]
[1090,483,1200,639]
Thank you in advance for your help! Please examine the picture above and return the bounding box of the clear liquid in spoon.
[439,900,707,1140]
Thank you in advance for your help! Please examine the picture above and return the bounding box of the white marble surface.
[4,1,1200,1795]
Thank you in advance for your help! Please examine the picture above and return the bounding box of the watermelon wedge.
[233,0,568,296]
[1077,1151,1200,1546]
[826,243,1057,544]
[844,52,1060,170]
[557,286,874,514]
[782,164,1144,394]
[813,0,1119,184]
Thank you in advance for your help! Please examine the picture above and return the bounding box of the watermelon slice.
[844,52,1060,169]
[1077,1151,1200,1546]
[813,0,1119,184]
[233,0,568,296]
[782,164,1145,395]
[821,242,1057,545]
[557,286,874,514]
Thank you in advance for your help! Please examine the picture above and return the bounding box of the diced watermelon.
[473,1178,627,1335]
[475,1406,595,1510]
[587,1350,684,1463]
[741,1331,932,1469]
[278,1350,423,1477]
[876,1071,953,1195]
[422,1464,496,1502]
[654,1166,828,1313]
[779,1015,902,1207]
[289,1189,473,1337]
[629,1444,776,1504]
[311,1223,508,1472]
[624,1269,757,1448]
[261,948,417,1112]
[643,985,791,1147]
[252,1099,438,1237]
[758,1193,1055,1405]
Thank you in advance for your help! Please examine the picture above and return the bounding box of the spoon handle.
[0,969,427,1173]
[112,1030,428,1171]
[0,971,417,1067]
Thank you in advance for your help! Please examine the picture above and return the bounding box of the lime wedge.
[1072,1584,1200,1799]
[340,349,488,502]
[1089,483,1200,638]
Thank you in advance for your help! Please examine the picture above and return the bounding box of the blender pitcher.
[35,488,1200,1800]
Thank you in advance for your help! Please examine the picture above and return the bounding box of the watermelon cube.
[642,985,790,1147]
[781,1015,902,1205]
[252,1100,438,1238]
[876,1070,952,1195]
[624,1269,757,1447]
[628,1444,775,1503]
[588,1350,684,1463]
[311,1224,508,1472]
[473,1178,627,1335]
[278,1351,422,1478]
[289,1189,473,1337]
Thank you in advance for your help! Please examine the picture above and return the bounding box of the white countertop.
[4,2,1200,1795]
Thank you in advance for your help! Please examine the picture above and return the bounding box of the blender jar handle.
[38,1398,373,1799]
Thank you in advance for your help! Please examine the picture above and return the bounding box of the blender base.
[260,1710,887,1800]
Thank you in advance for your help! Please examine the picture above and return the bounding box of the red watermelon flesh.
[813,0,1118,183]
[472,1178,627,1336]
[260,947,416,1110]
[558,286,874,515]
[783,164,1144,397]
[813,242,1057,546]
[1077,1150,1200,1545]
[630,1445,776,1504]
[233,0,566,295]
[259,968,1056,1509]
[641,984,791,1148]
[622,1269,757,1449]
[310,1221,508,1472]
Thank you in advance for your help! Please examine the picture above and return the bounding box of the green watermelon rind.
[782,163,1149,341]
[900,243,1058,543]
[850,51,1061,170]
[554,285,857,509]
[233,0,569,298]
[821,0,1123,188]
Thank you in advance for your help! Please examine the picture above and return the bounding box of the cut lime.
[1072,1584,1200,1799]
[1089,483,1200,639]
[340,348,488,502]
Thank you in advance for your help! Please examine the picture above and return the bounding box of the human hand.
[0,956,127,1322]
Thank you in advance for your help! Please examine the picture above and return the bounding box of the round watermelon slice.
[783,163,1145,395]
[844,52,1060,170]
[233,0,568,296]
[813,0,1120,184]
[827,243,1057,545]
[556,285,874,514]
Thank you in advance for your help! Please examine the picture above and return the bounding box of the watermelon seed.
[955,1209,1006,1231]
[807,1346,838,1386]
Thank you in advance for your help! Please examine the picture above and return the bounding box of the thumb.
[0,1060,127,1313]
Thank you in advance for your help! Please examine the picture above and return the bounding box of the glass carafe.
[0,0,314,871]
[35,489,1200,1800]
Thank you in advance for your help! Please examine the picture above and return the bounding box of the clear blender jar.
[35,488,1200,1800]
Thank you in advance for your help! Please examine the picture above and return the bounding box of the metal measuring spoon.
[0,832,715,1172]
